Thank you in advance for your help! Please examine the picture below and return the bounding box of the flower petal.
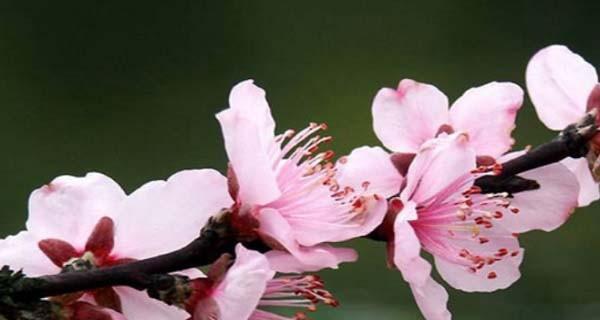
[526,45,598,130]
[216,80,281,206]
[336,146,404,198]
[0,231,59,276]
[285,194,388,247]
[267,146,390,246]
[449,82,523,158]
[257,208,357,272]
[393,202,432,287]
[192,297,220,320]
[174,267,205,280]
[67,301,127,320]
[434,224,523,292]
[212,244,274,320]
[228,80,276,146]
[216,109,281,206]
[113,169,233,259]
[496,151,579,232]
[372,79,449,153]
[264,245,357,273]
[402,133,476,205]
[435,250,523,293]
[114,287,190,320]
[561,157,600,207]
[27,173,126,249]
[409,277,452,320]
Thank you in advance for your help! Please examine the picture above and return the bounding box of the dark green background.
[1,1,599,319]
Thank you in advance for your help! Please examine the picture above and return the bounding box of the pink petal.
[449,82,523,158]
[174,267,205,280]
[264,245,357,273]
[434,223,523,292]
[212,244,274,320]
[114,287,190,320]
[287,194,388,247]
[526,45,598,130]
[266,146,390,246]
[256,208,296,250]
[215,80,281,206]
[402,133,476,205]
[266,146,389,246]
[258,208,357,272]
[561,157,600,207]
[435,250,523,293]
[336,146,404,198]
[228,80,276,145]
[393,202,432,287]
[113,169,233,259]
[372,79,449,153]
[27,172,126,249]
[409,277,452,320]
[192,297,220,320]
[0,231,59,276]
[496,151,578,232]
[67,302,127,320]
[216,109,281,206]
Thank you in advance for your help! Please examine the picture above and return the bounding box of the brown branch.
[9,212,238,302]
[475,111,597,193]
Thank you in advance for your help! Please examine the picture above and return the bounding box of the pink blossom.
[367,76,579,232]
[337,133,579,320]
[372,78,523,159]
[216,80,387,272]
[188,244,338,320]
[0,170,233,319]
[526,44,600,206]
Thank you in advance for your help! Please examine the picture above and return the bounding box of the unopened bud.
[146,274,193,309]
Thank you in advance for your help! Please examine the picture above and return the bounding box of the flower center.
[37,216,134,312]
[270,122,335,196]
[230,122,373,247]
[268,123,373,224]
[62,251,97,272]
[411,169,521,280]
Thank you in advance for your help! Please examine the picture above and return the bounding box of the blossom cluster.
[0,44,598,320]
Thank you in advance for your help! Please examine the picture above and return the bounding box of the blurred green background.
[0,1,599,319]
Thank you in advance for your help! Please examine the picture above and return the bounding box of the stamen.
[408,169,521,273]
[258,275,339,315]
